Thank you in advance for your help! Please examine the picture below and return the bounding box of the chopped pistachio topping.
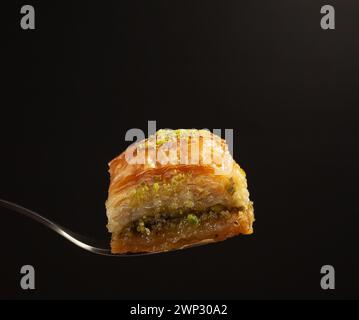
[154,129,210,148]
[210,204,225,213]
[130,172,193,207]
[133,129,216,155]
[187,214,199,225]
[136,220,151,235]
[153,182,160,193]
[171,172,187,185]
[132,184,150,202]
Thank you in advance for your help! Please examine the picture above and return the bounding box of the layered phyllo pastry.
[106,129,254,253]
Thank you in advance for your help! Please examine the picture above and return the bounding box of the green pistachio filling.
[187,214,199,225]
[123,204,240,237]
[125,172,240,237]
[136,220,151,236]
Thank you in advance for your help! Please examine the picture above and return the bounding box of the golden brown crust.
[107,130,232,194]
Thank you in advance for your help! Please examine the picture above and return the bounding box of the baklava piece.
[106,129,254,253]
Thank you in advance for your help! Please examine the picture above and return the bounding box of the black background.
[1,0,359,299]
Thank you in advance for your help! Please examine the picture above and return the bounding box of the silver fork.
[0,198,152,257]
